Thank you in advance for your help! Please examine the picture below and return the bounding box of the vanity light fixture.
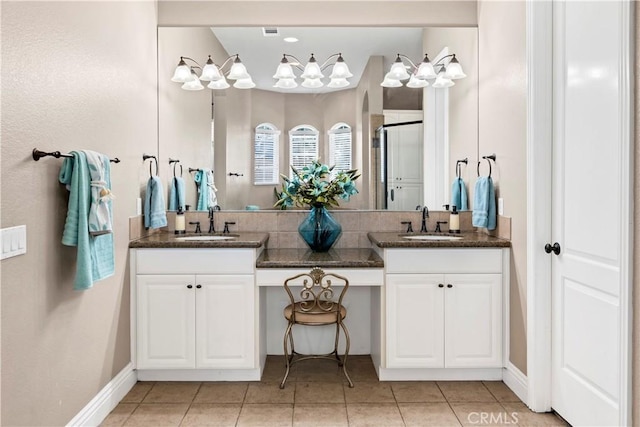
[381,53,465,89]
[171,54,255,90]
[273,53,353,89]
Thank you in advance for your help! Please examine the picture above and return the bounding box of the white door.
[550,1,631,425]
[136,275,196,369]
[386,274,444,368]
[195,275,255,369]
[444,274,502,368]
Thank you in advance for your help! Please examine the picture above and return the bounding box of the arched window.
[254,123,280,185]
[289,125,319,178]
[328,122,352,177]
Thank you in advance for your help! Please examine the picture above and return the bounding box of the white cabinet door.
[137,275,196,369]
[386,274,444,368]
[196,275,255,369]
[444,274,502,368]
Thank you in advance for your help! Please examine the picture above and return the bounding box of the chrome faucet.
[208,205,221,233]
[420,206,429,233]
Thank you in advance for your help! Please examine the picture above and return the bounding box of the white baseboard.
[67,362,137,427]
[503,362,528,404]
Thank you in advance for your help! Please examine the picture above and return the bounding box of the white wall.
[1,2,157,425]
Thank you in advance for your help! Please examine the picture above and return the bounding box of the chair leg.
[280,322,294,389]
[339,321,354,388]
[334,322,342,365]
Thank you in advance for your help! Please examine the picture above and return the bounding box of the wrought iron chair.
[280,267,353,389]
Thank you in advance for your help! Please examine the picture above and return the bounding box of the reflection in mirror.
[158,26,477,211]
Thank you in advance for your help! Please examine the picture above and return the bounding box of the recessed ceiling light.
[283,37,299,43]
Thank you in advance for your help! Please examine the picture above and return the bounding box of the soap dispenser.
[175,206,186,234]
[449,205,460,234]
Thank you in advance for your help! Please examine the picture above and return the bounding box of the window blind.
[254,124,280,185]
[329,124,352,178]
[289,126,319,178]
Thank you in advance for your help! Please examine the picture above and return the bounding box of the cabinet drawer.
[135,249,255,275]
[386,249,503,274]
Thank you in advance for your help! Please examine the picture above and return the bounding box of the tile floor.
[102,356,569,427]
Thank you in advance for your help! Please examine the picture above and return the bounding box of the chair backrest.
[283,267,349,316]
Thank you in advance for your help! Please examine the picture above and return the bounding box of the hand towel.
[83,150,114,236]
[194,169,218,210]
[168,176,186,211]
[144,176,168,229]
[451,177,468,211]
[472,176,497,230]
[59,151,115,290]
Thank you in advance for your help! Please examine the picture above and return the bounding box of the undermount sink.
[175,235,237,241]
[402,235,463,241]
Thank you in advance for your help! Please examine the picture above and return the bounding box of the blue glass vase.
[298,205,342,252]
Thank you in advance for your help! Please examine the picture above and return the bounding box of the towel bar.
[32,148,120,163]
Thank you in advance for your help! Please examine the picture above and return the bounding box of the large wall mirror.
[158,26,478,211]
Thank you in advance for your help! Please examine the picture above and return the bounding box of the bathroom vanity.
[129,230,509,382]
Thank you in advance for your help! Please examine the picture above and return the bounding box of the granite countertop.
[129,232,269,248]
[256,248,384,268]
[368,232,511,248]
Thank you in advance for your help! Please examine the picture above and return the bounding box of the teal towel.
[59,151,115,290]
[194,170,209,211]
[144,176,168,229]
[472,176,497,230]
[168,177,186,211]
[451,177,468,211]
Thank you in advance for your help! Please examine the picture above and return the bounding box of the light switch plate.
[1,225,27,260]
[498,198,504,216]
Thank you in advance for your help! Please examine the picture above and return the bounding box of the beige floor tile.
[346,403,404,427]
[437,381,497,402]
[123,403,189,427]
[391,381,446,402]
[398,402,462,426]
[245,382,295,404]
[121,382,154,403]
[237,404,294,427]
[295,381,345,403]
[346,357,378,382]
[180,403,241,426]
[263,356,295,382]
[450,402,517,426]
[100,403,137,426]
[483,381,522,403]
[293,403,348,427]
[295,358,346,383]
[193,382,248,403]
[501,402,569,426]
[344,382,395,403]
[142,382,201,403]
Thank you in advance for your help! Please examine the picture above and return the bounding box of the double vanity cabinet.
[129,231,510,382]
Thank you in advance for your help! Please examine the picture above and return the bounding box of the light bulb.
[228,56,250,80]
[301,54,324,79]
[301,78,323,89]
[380,72,403,88]
[274,78,298,89]
[200,56,223,81]
[432,68,454,88]
[327,78,349,88]
[329,54,353,79]
[207,79,230,90]
[171,58,191,83]
[388,55,410,80]
[182,71,204,90]
[415,54,437,80]
[445,55,466,79]
[406,74,429,88]
[233,77,256,89]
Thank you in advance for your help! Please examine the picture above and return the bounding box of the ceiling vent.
[262,27,279,37]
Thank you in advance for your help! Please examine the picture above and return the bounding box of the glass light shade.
[380,72,403,88]
[273,61,295,79]
[406,74,429,88]
[171,60,192,83]
[274,78,298,89]
[329,57,353,79]
[182,73,205,90]
[301,78,323,89]
[233,77,256,89]
[227,57,250,80]
[388,56,410,80]
[445,56,466,79]
[201,58,223,81]
[432,69,454,88]
[207,79,230,90]
[301,55,324,79]
[327,78,349,88]
[415,55,437,80]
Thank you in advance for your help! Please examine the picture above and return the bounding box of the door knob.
[187,284,193,289]
[438,284,444,288]
[196,284,202,289]
[447,284,453,288]
[544,242,561,255]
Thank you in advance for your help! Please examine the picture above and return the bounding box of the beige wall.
[158,1,478,27]
[0,2,157,425]
[478,0,527,373]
